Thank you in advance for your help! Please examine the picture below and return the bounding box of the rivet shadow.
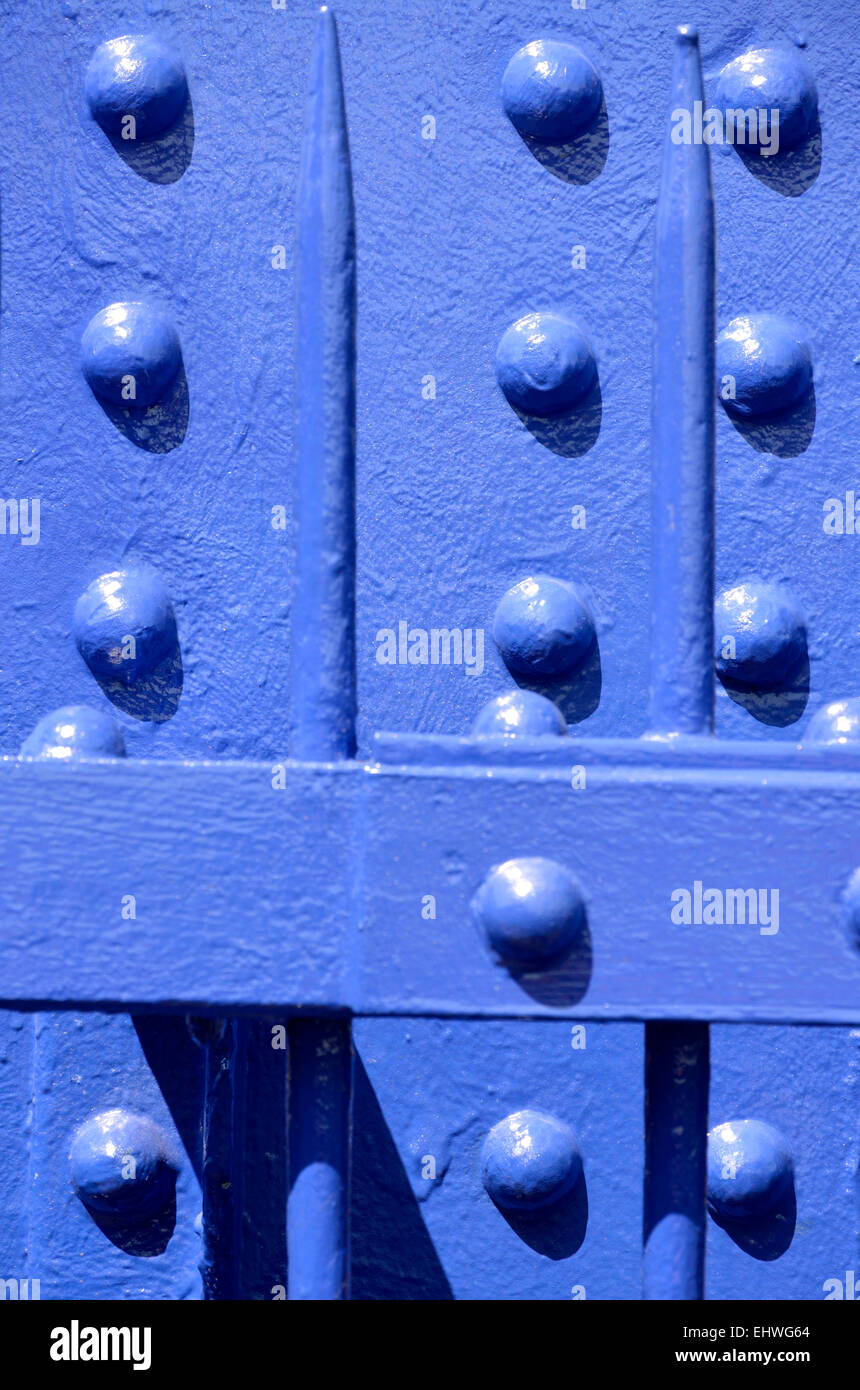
[97,360,189,455]
[514,376,602,458]
[731,120,821,198]
[718,648,810,728]
[709,1182,796,1261]
[100,96,195,185]
[492,1172,589,1258]
[516,98,609,184]
[722,382,815,458]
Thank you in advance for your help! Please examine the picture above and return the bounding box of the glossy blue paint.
[287,6,355,1303]
[471,690,569,738]
[481,1109,582,1210]
[74,567,177,686]
[85,34,188,139]
[650,26,715,739]
[644,26,715,1301]
[70,1109,177,1218]
[714,579,806,687]
[707,1118,793,1220]
[717,314,812,418]
[806,698,860,744]
[500,40,602,143]
[471,857,585,968]
[714,47,818,153]
[493,575,595,678]
[20,705,126,760]
[495,312,597,417]
[3,741,860,1022]
[288,1018,352,1300]
[290,5,356,765]
[80,302,182,408]
[0,0,858,1305]
[644,1023,709,1300]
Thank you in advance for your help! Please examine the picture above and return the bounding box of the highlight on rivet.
[496,312,597,417]
[20,706,126,761]
[805,697,860,746]
[717,314,812,417]
[70,1109,177,1218]
[707,1118,793,1221]
[80,302,181,409]
[481,1109,582,1211]
[74,566,177,687]
[471,857,585,968]
[714,47,818,155]
[471,690,568,738]
[714,579,806,688]
[494,574,595,679]
[85,35,188,140]
[500,39,602,143]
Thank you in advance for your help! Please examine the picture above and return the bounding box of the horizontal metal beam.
[1,737,859,1022]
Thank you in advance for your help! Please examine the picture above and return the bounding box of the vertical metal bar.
[291,2,357,765]
[650,24,715,738]
[287,1018,352,1300]
[288,4,355,1302]
[643,1023,710,1300]
[644,25,715,1301]
[191,1017,246,1301]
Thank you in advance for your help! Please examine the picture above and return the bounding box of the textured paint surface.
[0,0,858,1302]
[0,750,859,1021]
[351,1019,642,1300]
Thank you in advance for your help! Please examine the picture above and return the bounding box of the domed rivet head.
[70,1110,177,1219]
[471,690,568,738]
[500,40,602,143]
[714,579,806,687]
[74,566,177,688]
[20,706,125,760]
[496,312,597,417]
[472,857,585,968]
[85,35,188,140]
[481,1109,582,1211]
[717,314,812,418]
[494,574,595,679]
[707,1119,793,1221]
[806,697,860,745]
[81,302,181,409]
[715,47,817,154]
[840,869,860,952]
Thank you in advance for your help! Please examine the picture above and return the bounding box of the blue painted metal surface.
[286,7,355,1300]
[0,0,858,1304]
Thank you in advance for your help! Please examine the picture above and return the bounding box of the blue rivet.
[74,567,177,688]
[707,1119,793,1221]
[85,35,188,139]
[81,302,181,409]
[20,706,126,761]
[715,47,817,153]
[500,40,602,143]
[494,574,595,679]
[482,1109,582,1211]
[472,857,585,968]
[70,1109,177,1218]
[471,690,568,738]
[714,580,806,687]
[496,313,597,417]
[840,869,860,952]
[717,314,812,418]
[806,698,860,745]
